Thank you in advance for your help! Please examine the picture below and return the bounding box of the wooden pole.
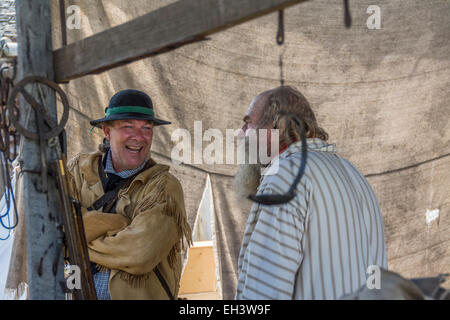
[16,0,65,299]
[54,0,307,82]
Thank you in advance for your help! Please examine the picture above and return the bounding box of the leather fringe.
[95,263,109,274]
[93,263,152,288]
[114,172,192,287]
[116,270,153,288]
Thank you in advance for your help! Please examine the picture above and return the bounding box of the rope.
[0,154,18,240]
[277,10,285,86]
[343,0,352,28]
[0,63,19,240]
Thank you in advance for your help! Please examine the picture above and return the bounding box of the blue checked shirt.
[93,150,148,300]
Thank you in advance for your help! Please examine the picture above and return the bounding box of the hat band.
[105,106,155,117]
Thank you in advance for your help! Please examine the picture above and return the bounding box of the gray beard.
[232,135,267,202]
[233,164,262,202]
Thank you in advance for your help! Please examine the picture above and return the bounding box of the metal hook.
[344,0,352,28]
[276,10,284,45]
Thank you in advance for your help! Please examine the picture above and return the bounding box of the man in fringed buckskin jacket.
[67,89,192,300]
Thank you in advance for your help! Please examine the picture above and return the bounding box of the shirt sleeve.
[87,202,180,275]
[82,209,130,243]
[66,155,131,244]
[86,177,189,276]
[236,186,308,300]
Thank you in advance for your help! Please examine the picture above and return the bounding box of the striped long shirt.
[235,138,387,300]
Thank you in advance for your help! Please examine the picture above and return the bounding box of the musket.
[53,155,97,300]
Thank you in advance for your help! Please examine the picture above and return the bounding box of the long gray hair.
[257,86,328,146]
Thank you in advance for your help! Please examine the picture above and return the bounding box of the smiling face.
[103,119,154,172]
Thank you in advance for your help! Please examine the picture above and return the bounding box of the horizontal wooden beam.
[53,0,307,83]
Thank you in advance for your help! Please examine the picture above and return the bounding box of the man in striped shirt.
[234,86,387,300]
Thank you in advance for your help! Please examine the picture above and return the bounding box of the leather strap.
[88,156,150,212]
[154,267,175,300]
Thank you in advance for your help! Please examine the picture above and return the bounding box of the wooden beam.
[54,0,306,83]
[16,0,66,299]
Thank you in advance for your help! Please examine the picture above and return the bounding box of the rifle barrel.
[54,157,97,300]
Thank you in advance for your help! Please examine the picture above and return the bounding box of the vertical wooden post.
[16,0,65,299]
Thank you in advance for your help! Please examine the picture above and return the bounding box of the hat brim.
[90,112,171,128]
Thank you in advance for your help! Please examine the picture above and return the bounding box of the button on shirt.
[235,138,387,300]
[92,150,148,300]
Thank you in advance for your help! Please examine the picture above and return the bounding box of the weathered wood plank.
[54,0,306,82]
[16,0,66,299]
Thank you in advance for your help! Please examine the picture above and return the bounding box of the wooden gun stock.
[53,156,97,300]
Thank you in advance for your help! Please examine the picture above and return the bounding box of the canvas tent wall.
[5,0,448,300]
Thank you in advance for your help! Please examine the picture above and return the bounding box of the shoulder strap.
[88,181,128,212]
[87,156,151,212]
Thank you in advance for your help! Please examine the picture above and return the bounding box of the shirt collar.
[262,138,336,177]
[104,149,148,179]
[280,138,337,159]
